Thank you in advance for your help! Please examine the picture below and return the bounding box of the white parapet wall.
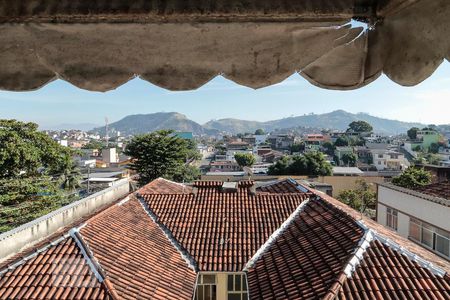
[0,178,130,261]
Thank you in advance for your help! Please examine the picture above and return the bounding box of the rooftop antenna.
[105,117,109,148]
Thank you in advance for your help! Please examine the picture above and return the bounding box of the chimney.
[221,182,238,193]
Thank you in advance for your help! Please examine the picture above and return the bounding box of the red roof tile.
[256,178,308,194]
[338,239,450,300]
[1,179,449,300]
[0,236,111,300]
[413,181,450,201]
[247,198,364,300]
[80,197,196,300]
[141,183,309,272]
[137,177,192,194]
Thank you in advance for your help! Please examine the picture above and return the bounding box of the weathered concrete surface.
[0,179,130,262]
[0,0,361,23]
[0,0,448,91]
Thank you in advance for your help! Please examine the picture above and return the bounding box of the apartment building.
[377,182,450,260]
[371,149,409,171]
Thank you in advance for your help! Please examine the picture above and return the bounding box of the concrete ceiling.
[0,0,448,92]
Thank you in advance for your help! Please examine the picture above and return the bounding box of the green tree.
[0,120,73,178]
[391,167,432,189]
[337,179,376,215]
[341,153,357,167]
[254,129,265,135]
[171,165,200,183]
[334,136,349,147]
[268,152,332,176]
[54,154,82,191]
[429,143,440,154]
[234,153,256,168]
[407,127,419,140]
[82,140,105,149]
[347,121,373,133]
[0,177,64,233]
[322,142,335,155]
[290,142,305,153]
[267,156,290,175]
[125,130,199,185]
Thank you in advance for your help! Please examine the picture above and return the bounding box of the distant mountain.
[91,112,217,136]
[89,110,442,137]
[204,110,426,135]
[204,118,265,134]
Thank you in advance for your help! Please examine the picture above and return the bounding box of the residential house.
[241,135,256,145]
[209,160,241,172]
[1,178,449,300]
[304,134,325,151]
[334,146,354,166]
[371,149,409,171]
[261,150,284,163]
[418,164,450,183]
[267,134,295,150]
[226,141,250,150]
[437,148,450,167]
[377,182,450,260]
[256,145,272,156]
[405,129,440,152]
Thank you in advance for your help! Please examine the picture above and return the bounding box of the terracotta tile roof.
[256,178,308,194]
[311,187,450,272]
[0,236,111,300]
[137,177,192,194]
[140,183,309,272]
[246,198,364,300]
[338,239,450,300]
[1,179,449,300]
[413,181,450,201]
[80,196,196,300]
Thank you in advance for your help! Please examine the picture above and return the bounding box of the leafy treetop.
[0,119,74,179]
[124,130,200,185]
[391,167,432,189]
[254,129,265,135]
[234,153,256,167]
[268,152,332,176]
[407,127,419,140]
[347,121,373,133]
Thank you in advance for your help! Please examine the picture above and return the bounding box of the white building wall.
[377,185,450,232]
[0,179,130,261]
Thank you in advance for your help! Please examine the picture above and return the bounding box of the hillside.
[204,110,425,135]
[91,110,438,136]
[92,112,215,136]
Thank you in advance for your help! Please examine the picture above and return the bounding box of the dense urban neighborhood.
[1,0,450,297]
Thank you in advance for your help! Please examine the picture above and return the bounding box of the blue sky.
[1,62,449,129]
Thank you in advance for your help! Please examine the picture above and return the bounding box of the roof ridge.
[137,195,199,272]
[243,195,312,272]
[70,225,121,300]
[347,220,447,278]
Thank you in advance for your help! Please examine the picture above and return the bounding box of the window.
[386,207,398,230]
[409,218,450,259]
[227,274,248,300]
[195,274,217,300]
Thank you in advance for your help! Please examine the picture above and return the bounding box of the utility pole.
[105,117,109,148]
[87,165,91,194]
